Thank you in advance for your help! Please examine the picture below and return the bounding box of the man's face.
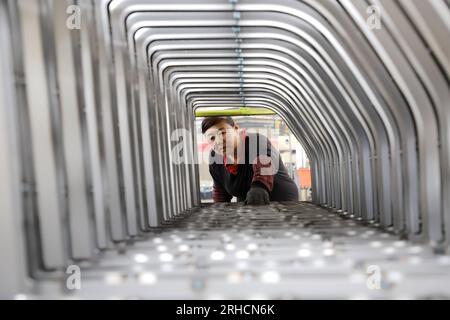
[204,121,239,156]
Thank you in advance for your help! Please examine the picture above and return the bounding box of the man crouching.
[202,116,299,205]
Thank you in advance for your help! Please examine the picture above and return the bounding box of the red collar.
[223,129,246,175]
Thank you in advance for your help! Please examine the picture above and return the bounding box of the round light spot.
[159,252,173,262]
[210,250,226,261]
[323,248,335,256]
[138,272,157,285]
[247,243,258,251]
[157,245,168,252]
[260,271,280,284]
[134,253,149,264]
[225,243,236,251]
[297,248,311,258]
[235,250,250,259]
[178,244,189,252]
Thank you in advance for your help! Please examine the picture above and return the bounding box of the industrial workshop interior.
[0,0,449,301]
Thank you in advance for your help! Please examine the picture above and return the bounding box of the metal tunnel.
[0,0,449,299]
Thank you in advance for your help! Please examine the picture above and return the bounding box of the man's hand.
[245,183,270,205]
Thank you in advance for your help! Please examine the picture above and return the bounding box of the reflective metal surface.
[0,0,449,299]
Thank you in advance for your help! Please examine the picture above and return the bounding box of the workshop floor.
[33,202,450,299]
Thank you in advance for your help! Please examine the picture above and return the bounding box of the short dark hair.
[201,116,235,134]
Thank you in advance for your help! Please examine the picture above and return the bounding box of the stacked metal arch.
[0,0,449,298]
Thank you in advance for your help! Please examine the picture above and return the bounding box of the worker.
[202,116,299,205]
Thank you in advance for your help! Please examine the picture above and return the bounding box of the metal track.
[30,203,450,299]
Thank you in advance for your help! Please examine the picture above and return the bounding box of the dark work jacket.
[209,132,299,202]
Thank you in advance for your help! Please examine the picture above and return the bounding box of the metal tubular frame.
[0,0,448,297]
